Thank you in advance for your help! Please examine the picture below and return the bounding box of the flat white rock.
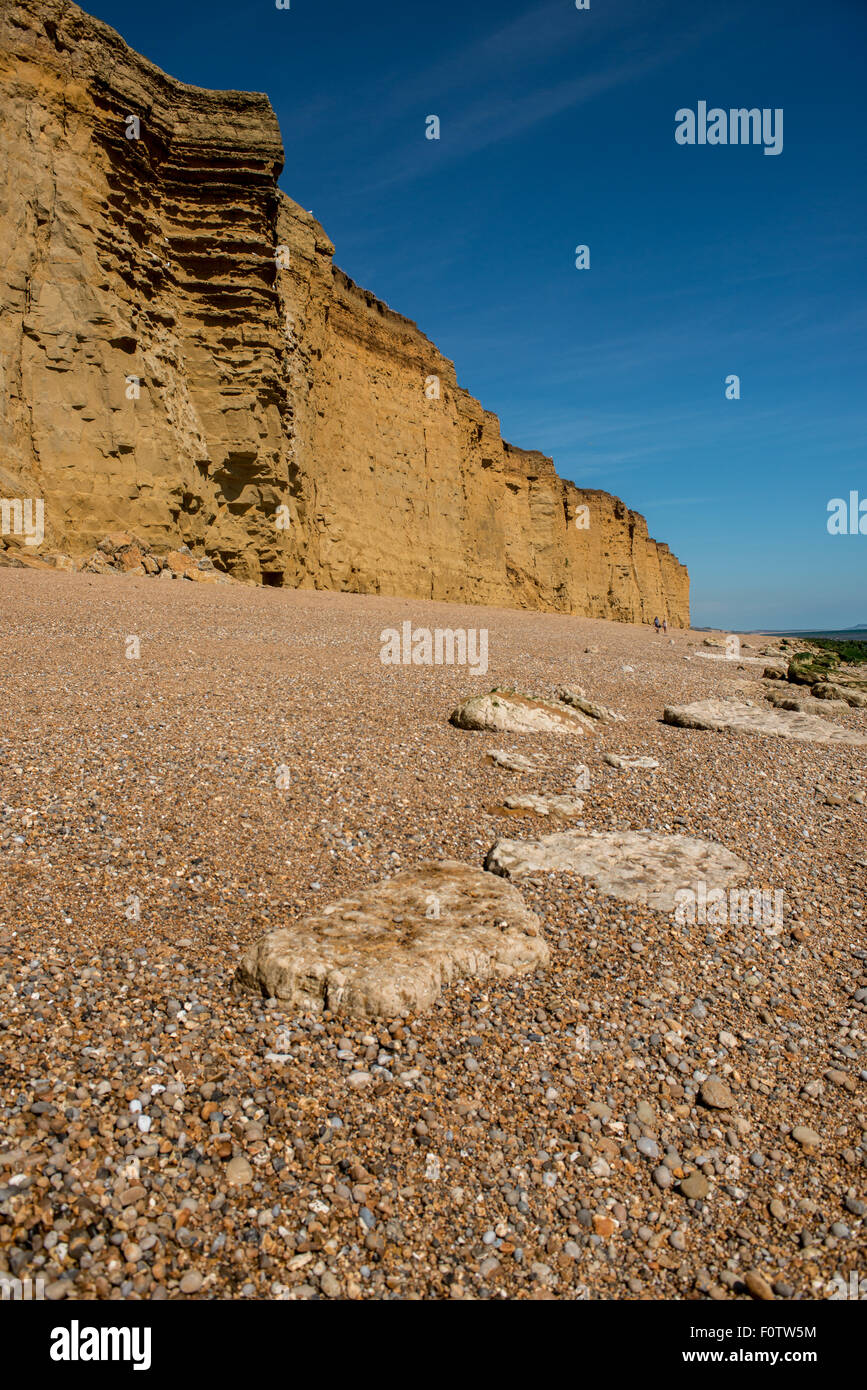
[451,690,593,736]
[502,793,584,816]
[485,829,747,911]
[695,653,769,665]
[235,860,548,1018]
[664,698,867,747]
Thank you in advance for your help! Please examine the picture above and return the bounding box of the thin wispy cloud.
[279,0,735,198]
[637,496,718,507]
[365,45,721,192]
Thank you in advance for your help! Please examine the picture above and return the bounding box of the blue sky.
[87,0,866,629]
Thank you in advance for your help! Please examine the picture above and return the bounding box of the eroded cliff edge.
[0,0,689,624]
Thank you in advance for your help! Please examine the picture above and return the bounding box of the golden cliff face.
[0,0,689,624]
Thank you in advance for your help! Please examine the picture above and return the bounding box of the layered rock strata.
[0,0,690,623]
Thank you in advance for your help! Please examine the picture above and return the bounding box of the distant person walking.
[662,618,668,635]
[653,616,661,633]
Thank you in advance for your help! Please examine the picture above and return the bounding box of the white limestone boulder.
[485,829,747,911]
[235,861,549,1019]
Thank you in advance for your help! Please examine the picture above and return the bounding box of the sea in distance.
[766,628,867,642]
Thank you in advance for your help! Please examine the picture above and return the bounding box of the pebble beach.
[1,570,864,1302]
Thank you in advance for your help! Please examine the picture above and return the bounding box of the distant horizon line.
[693,624,867,635]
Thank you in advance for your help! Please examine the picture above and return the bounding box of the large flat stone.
[663,699,867,747]
[235,861,548,1018]
[485,829,747,911]
[502,793,584,816]
[451,690,593,735]
[694,653,770,666]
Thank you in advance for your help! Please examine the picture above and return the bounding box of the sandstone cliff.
[0,0,689,624]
